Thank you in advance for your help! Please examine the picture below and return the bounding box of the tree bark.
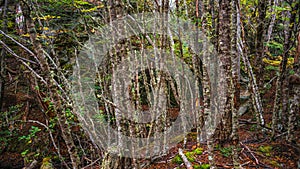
[215,0,233,143]
[0,0,8,112]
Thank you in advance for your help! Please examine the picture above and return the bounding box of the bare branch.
[0,39,47,85]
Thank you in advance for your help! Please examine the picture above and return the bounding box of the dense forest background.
[0,0,299,168]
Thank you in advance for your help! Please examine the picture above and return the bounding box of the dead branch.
[239,142,259,165]
[82,158,101,169]
[23,159,38,169]
[178,148,193,169]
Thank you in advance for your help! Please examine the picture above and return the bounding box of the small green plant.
[19,126,41,143]
[184,152,195,162]
[172,154,183,164]
[0,104,23,153]
[250,124,257,131]
[194,164,210,169]
[270,160,280,167]
[21,149,29,157]
[219,146,232,157]
[193,147,203,155]
[265,83,272,90]
[289,69,295,75]
[258,145,272,157]
[265,65,279,71]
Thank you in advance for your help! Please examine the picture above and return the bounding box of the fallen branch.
[241,161,251,167]
[82,157,101,169]
[178,148,193,169]
[23,160,38,169]
[240,142,259,165]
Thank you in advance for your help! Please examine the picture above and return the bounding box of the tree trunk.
[215,0,233,143]
[287,31,300,143]
[0,0,8,111]
[230,0,241,168]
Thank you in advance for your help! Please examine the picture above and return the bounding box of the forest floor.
[146,115,300,169]
[0,58,299,169]
[146,82,300,169]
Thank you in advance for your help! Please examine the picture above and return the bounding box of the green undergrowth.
[194,164,210,169]
[172,147,204,165]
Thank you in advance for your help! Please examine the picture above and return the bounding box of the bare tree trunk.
[215,0,233,143]
[0,0,8,111]
[287,32,300,143]
[255,0,267,89]
[237,2,265,131]
[230,0,241,168]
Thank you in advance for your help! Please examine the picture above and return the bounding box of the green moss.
[172,155,183,164]
[193,147,203,155]
[270,160,280,167]
[258,145,272,156]
[184,152,195,162]
[194,164,210,169]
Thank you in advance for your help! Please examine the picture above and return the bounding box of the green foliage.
[218,146,233,157]
[92,113,106,123]
[0,104,23,153]
[193,147,203,155]
[184,151,195,162]
[289,70,295,75]
[266,41,283,54]
[270,160,280,167]
[172,154,183,164]
[250,124,257,131]
[258,145,272,157]
[65,108,75,120]
[18,126,42,163]
[265,83,272,90]
[19,126,41,143]
[0,130,12,153]
[265,65,279,71]
[194,164,210,169]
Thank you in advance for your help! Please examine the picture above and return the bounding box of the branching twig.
[26,120,70,169]
[23,159,38,169]
[0,29,40,65]
[82,157,101,169]
[0,39,47,85]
